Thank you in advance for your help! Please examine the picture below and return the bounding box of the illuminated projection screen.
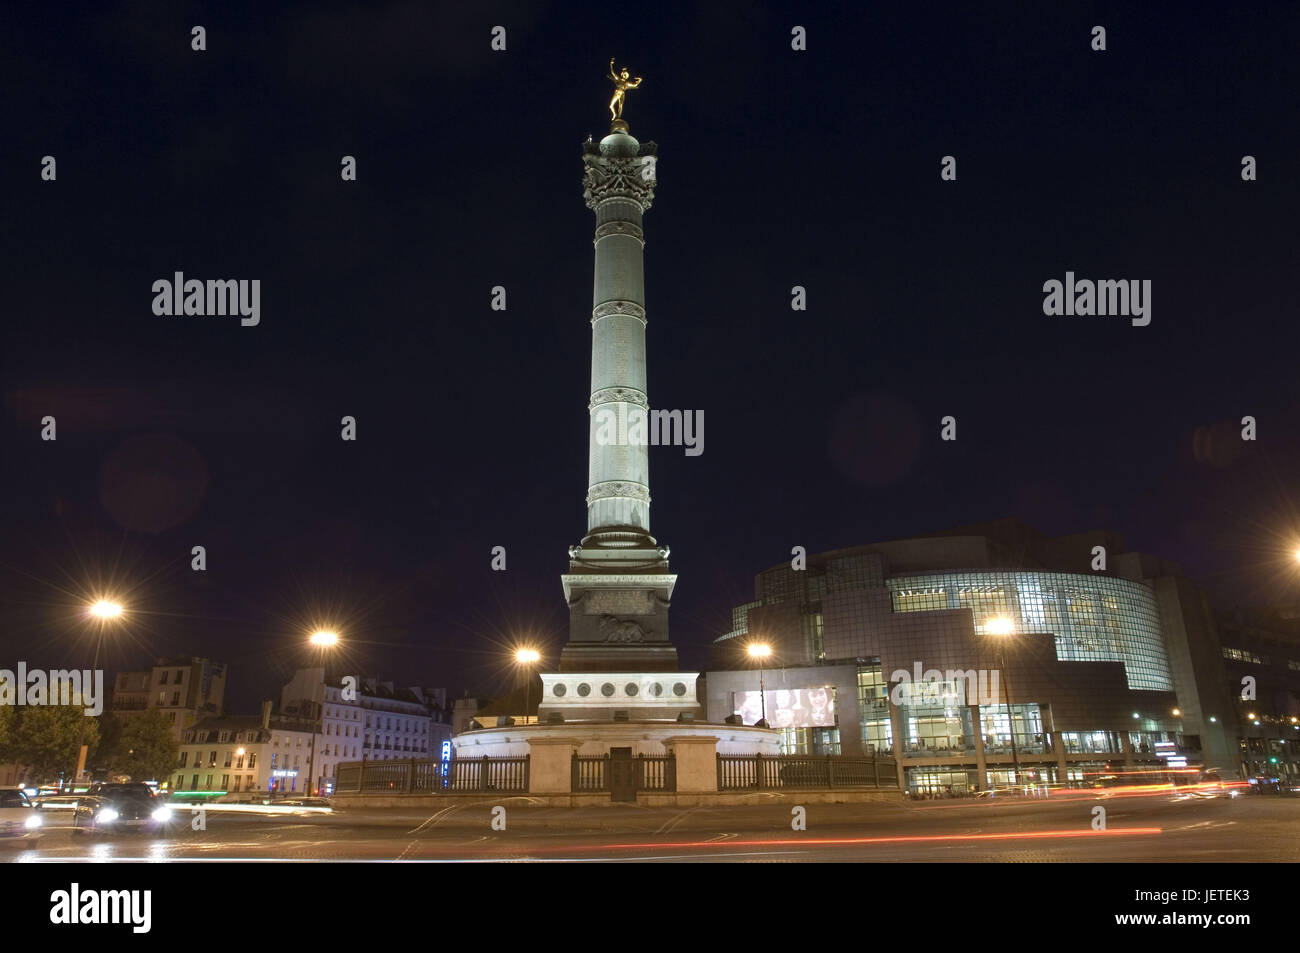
[732,688,835,728]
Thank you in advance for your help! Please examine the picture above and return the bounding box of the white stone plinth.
[526,736,582,794]
[661,735,722,794]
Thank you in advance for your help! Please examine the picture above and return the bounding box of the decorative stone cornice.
[588,386,648,410]
[586,481,650,505]
[582,154,656,211]
[594,220,644,243]
[590,299,646,326]
[560,573,678,603]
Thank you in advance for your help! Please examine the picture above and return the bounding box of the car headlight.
[96,808,119,823]
[152,806,172,822]
[24,814,42,829]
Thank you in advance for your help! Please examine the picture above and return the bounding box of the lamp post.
[515,649,541,725]
[747,643,772,728]
[987,617,1021,792]
[305,630,339,797]
[75,599,125,786]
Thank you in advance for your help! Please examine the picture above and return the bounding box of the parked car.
[73,789,174,835]
[0,786,43,843]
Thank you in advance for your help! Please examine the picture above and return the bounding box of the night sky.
[3,2,1299,713]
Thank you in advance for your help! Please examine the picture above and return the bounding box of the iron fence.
[717,754,898,791]
[572,755,606,792]
[639,754,675,791]
[569,754,677,792]
[334,756,529,794]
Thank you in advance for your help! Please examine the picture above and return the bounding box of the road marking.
[407,804,466,834]
[655,806,702,834]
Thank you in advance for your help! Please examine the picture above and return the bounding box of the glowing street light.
[515,648,541,725]
[985,616,1014,636]
[78,596,128,783]
[88,600,124,620]
[747,643,772,727]
[304,629,341,797]
[985,617,1021,789]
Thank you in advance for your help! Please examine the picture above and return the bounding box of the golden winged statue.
[607,57,642,122]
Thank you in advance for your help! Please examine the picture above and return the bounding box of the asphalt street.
[4,792,1297,863]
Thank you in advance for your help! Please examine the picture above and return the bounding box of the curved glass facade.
[887,571,1172,692]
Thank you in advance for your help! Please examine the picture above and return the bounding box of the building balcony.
[904,744,977,759]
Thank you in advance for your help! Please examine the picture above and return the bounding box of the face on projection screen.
[733,687,834,728]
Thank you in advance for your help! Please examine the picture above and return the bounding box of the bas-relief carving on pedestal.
[599,616,650,642]
[584,589,656,616]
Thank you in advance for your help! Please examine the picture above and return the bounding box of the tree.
[0,704,16,764]
[12,703,99,783]
[103,710,178,782]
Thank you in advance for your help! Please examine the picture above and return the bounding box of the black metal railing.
[570,754,677,793]
[639,754,675,791]
[572,755,606,791]
[334,756,529,794]
[717,754,898,791]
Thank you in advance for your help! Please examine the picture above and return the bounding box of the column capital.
[582,151,657,211]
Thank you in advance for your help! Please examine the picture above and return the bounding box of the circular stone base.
[452,720,779,758]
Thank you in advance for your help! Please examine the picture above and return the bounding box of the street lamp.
[747,643,772,728]
[515,648,541,725]
[987,617,1021,792]
[76,597,127,785]
[89,600,124,620]
[304,629,340,797]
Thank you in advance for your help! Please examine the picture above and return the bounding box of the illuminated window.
[889,571,1172,691]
